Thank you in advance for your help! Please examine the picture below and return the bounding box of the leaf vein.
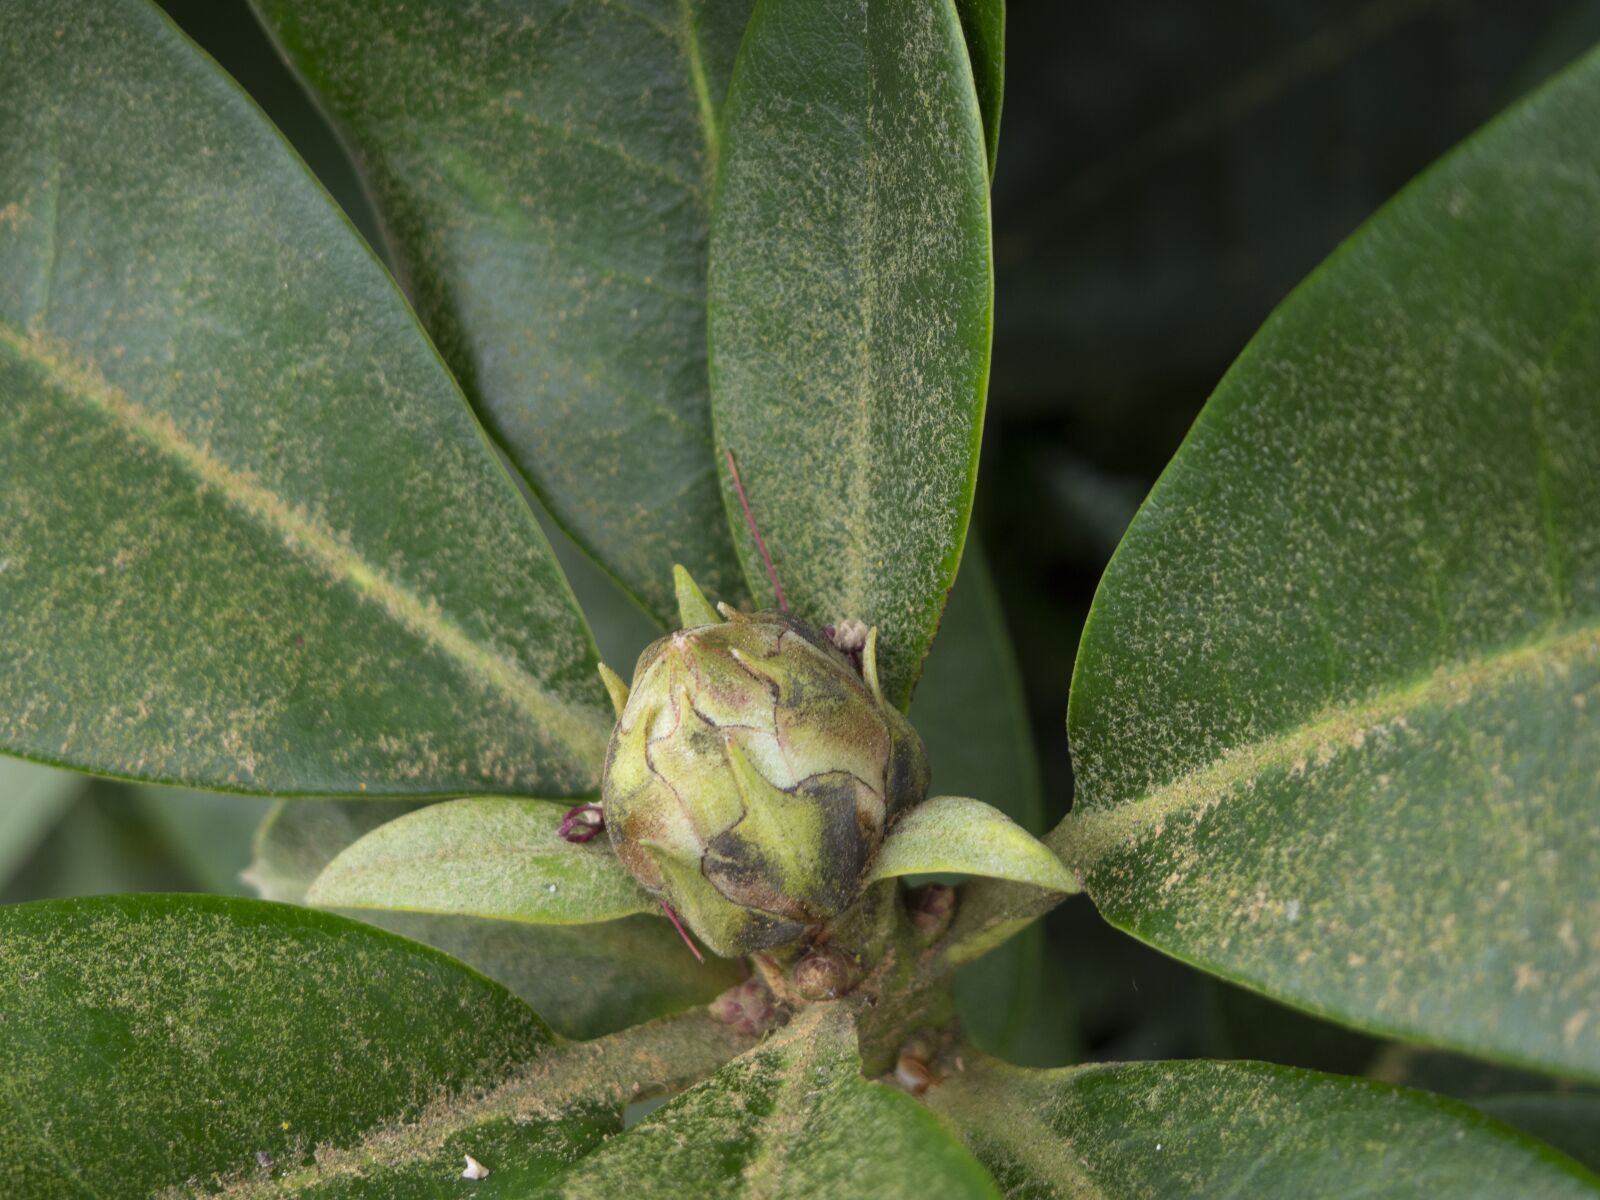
[1056,622,1600,872]
[0,320,609,768]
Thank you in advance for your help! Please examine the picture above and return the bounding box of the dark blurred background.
[6,0,1598,1097]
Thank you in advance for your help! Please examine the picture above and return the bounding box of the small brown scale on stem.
[887,1027,971,1097]
[894,1053,935,1097]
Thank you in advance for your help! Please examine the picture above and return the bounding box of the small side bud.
[557,803,605,844]
[905,882,957,940]
[709,976,777,1036]
[791,946,864,1001]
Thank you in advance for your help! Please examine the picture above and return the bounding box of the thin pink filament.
[660,900,706,963]
[724,448,789,613]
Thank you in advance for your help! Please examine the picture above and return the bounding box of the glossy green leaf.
[261,1113,617,1199]
[541,1004,1000,1198]
[0,0,610,797]
[869,795,1075,891]
[0,893,753,1197]
[1476,1094,1600,1173]
[306,798,654,923]
[252,0,755,625]
[955,0,1004,177]
[251,799,734,1040]
[1061,47,1600,1079]
[708,0,994,708]
[930,1058,1600,1197]
[0,894,596,1197]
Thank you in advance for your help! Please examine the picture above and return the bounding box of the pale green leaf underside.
[0,0,609,797]
[264,793,724,1039]
[251,798,738,1040]
[539,1004,1001,1199]
[306,798,655,924]
[252,0,755,625]
[708,0,994,708]
[353,910,742,1044]
[246,797,423,905]
[1063,47,1600,1079]
[870,794,1076,892]
[930,1058,1600,1197]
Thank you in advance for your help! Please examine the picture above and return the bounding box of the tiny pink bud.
[557,803,605,843]
[709,977,777,1036]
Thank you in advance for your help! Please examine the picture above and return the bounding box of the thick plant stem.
[748,865,1076,1075]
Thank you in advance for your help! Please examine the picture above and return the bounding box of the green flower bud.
[599,572,929,957]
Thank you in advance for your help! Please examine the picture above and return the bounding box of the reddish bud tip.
[557,803,605,843]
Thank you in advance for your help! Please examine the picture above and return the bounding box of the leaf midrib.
[155,1010,754,1199]
[1055,622,1600,874]
[679,0,721,176]
[844,0,880,621]
[739,1011,834,1197]
[0,320,609,768]
[930,1064,1107,1200]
